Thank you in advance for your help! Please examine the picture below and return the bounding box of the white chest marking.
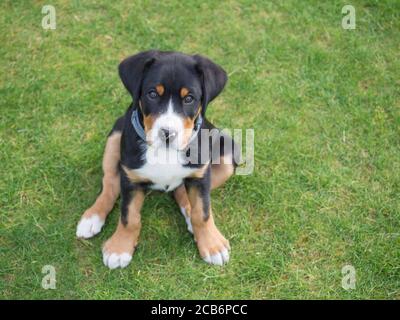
[134,146,196,191]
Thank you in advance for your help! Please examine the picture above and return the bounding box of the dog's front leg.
[102,183,144,269]
[186,166,230,266]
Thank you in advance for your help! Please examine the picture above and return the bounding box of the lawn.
[1,0,399,299]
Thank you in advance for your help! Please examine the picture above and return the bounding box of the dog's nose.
[158,128,177,142]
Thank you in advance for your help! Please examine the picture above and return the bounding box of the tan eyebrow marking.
[156,84,164,96]
[180,87,189,98]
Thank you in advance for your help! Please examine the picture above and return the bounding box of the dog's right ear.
[118,50,158,101]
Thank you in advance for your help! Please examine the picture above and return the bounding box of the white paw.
[203,248,229,266]
[102,251,132,269]
[180,207,193,234]
[76,214,104,239]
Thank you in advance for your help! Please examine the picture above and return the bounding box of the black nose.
[158,128,177,142]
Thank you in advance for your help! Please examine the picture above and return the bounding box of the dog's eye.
[183,95,194,104]
[147,90,158,99]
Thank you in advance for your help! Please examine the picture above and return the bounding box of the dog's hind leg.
[174,184,193,234]
[210,156,235,190]
[210,131,239,190]
[76,127,122,239]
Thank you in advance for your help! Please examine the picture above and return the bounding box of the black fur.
[109,51,236,222]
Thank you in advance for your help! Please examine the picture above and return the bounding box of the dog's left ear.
[118,50,158,102]
[193,54,227,115]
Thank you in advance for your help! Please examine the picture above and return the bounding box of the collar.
[130,108,203,144]
[130,108,147,141]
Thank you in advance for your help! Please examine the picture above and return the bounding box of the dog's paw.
[196,226,230,266]
[76,214,104,239]
[102,236,135,269]
[180,207,193,234]
[203,248,230,266]
[102,251,132,269]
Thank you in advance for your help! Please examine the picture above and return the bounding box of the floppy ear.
[193,54,228,115]
[118,50,158,102]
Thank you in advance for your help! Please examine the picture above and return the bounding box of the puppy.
[76,50,239,268]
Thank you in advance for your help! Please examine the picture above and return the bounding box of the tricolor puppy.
[76,50,239,268]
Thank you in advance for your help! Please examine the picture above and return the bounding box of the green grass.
[1,0,399,299]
